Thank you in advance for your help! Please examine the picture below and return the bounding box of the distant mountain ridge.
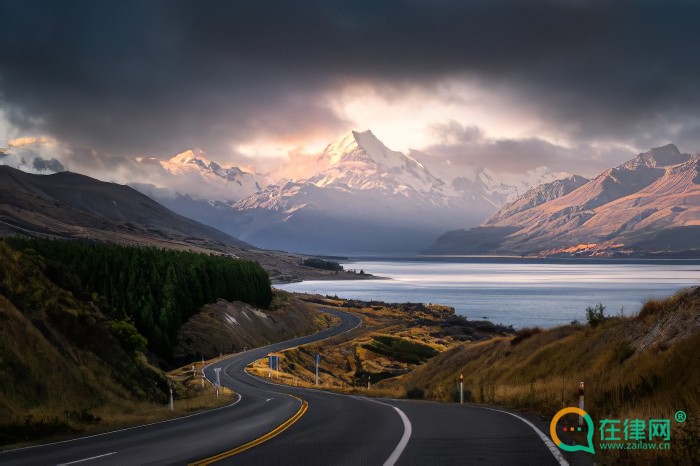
[0,165,250,252]
[427,144,700,257]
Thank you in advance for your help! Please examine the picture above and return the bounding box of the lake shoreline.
[278,258,700,329]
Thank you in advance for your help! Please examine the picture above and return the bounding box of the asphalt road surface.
[1,309,564,465]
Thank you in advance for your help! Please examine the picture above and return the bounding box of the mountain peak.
[646,144,690,167]
[322,129,379,165]
[161,149,211,172]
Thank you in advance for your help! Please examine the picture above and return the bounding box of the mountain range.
[1,130,697,257]
[427,144,700,257]
[143,130,570,254]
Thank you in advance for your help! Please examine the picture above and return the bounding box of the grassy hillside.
[0,240,169,445]
[174,290,334,360]
[0,239,336,446]
[383,287,699,462]
[247,296,511,393]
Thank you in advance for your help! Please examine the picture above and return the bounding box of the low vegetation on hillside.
[248,296,512,392]
[174,290,334,360]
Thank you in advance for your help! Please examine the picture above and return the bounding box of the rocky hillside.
[174,291,332,360]
[427,145,700,257]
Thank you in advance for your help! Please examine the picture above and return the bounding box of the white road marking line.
[266,398,273,402]
[3,394,242,454]
[479,406,569,466]
[56,451,117,465]
[383,406,412,466]
[362,398,412,466]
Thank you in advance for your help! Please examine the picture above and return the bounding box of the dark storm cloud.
[424,121,634,176]
[32,156,65,172]
[0,0,698,166]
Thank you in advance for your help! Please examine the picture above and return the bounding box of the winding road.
[1,309,564,465]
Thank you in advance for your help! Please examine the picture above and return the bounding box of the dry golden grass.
[384,287,699,463]
[3,358,236,449]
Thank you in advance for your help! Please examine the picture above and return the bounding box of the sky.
[1,0,699,184]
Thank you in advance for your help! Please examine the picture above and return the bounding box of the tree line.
[9,238,272,358]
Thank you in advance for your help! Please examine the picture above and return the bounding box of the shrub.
[406,387,425,399]
[585,303,607,327]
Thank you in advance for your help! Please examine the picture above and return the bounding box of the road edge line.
[1,394,242,455]
[479,406,569,466]
[362,398,412,466]
[189,396,309,465]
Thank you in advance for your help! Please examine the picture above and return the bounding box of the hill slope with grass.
[382,287,699,462]
[0,240,169,445]
[0,239,330,447]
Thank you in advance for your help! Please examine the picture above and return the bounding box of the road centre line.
[56,451,117,465]
[189,396,308,465]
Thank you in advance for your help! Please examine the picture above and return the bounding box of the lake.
[277,258,700,328]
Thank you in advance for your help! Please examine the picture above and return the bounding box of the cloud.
[0,0,697,179]
[32,156,64,172]
[421,121,635,177]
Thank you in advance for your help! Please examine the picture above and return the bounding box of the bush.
[585,303,607,327]
[406,387,425,399]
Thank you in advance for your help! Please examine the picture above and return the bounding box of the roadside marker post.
[315,353,321,386]
[169,386,174,411]
[201,356,205,387]
[459,374,464,404]
[578,381,584,426]
[214,368,222,398]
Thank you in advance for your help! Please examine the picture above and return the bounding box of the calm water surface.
[277,259,700,328]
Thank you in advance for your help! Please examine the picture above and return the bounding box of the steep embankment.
[174,291,333,360]
[0,240,168,444]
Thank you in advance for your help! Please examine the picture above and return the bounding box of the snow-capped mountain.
[138,130,577,254]
[409,149,572,207]
[228,130,489,253]
[159,149,267,200]
[235,130,455,211]
[428,144,700,256]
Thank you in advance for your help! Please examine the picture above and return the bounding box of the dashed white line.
[56,451,117,465]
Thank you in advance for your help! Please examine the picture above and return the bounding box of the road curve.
[1,308,562,465]
[0,309,407,465]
